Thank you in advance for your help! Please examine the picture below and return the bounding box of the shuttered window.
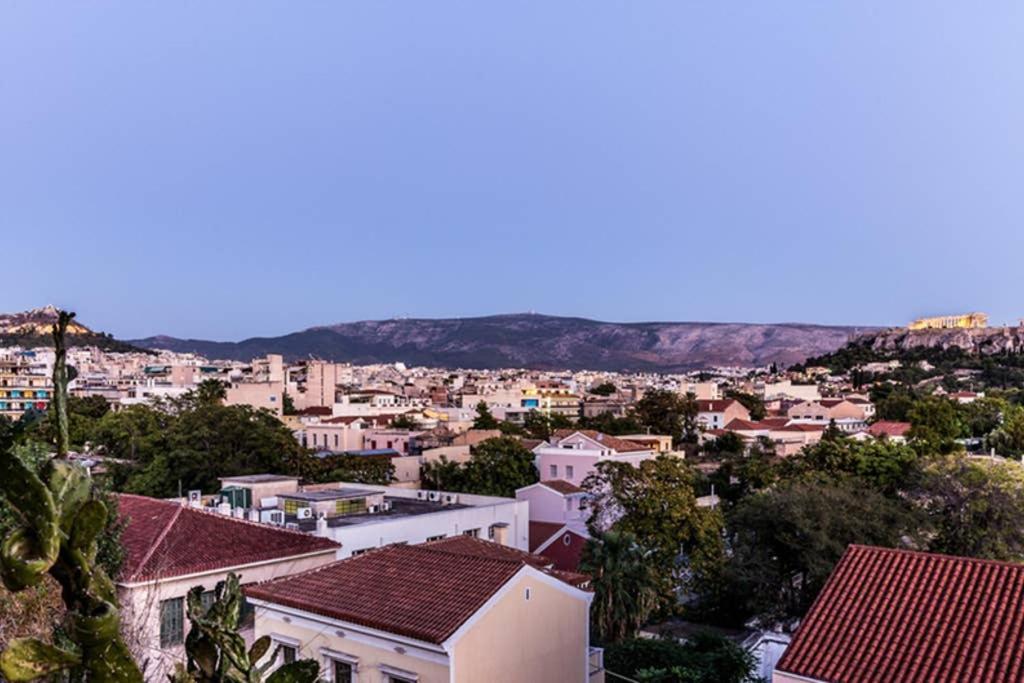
[160,598,184,647]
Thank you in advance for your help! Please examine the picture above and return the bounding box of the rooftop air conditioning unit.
[297,507,314,520]
[427,491,441,502]
[381,501,392,512]
[187,490,202,507]
[416,490,428,500]
[368,505,379,514]
[444,494,458,505]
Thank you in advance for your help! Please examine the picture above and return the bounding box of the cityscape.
[5,3,1024,682]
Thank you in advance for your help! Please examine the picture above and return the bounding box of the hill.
[131,314,877,372]
[0,306,151,354]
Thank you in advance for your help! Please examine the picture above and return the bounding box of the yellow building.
[0,357,53,418]
[908,312,988,330]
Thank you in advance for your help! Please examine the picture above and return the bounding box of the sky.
[3,2,1024,340]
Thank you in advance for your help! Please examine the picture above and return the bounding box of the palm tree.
[580,530,662,643]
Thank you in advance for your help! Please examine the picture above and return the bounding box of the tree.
[706,444,778,506]
[911,456,1024,561]
[871,384,918,422]
[420,437,538,497]
[461,437,538,497]
[577,411,642,436]
[281,391,297,416]
[472,401,499,430]
[908,395,962,454]
[959,397,1006,440]
[604,635,756,683]
[722,477,919,623]
[783,437,921,495]
[582,456,724,604]
[389,413,421,430]
[91,405,169,462]
[580,531,661,643]
[590,382,617,397]
[633,391,699,445]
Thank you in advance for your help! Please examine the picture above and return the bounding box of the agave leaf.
[0,638,81,681]
[46,459,92,534]
[70,498,108,553]
[248,635,271,663]
[0,528,57,590]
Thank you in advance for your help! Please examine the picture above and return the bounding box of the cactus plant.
[0,310,144,681]
[168,573,318,683]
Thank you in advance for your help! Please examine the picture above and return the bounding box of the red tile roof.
[551,429,650,453]
[697,399,740,413]
[540,479,585,495]
[868,420,912,438]
[777,545,1024,682]
[117,494,339,583]
[245,539,588,644]
[529,521,568,552]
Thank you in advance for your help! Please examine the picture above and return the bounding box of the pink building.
[533,430,656,488]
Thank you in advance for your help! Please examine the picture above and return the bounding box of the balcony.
[589,646,605,682]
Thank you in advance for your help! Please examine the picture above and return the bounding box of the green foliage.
[580,531,661,643]
[633,390,699,445]
[960,397,1007,439]
[471,401,499,430]
[590,382,617,397]
[170,573,318,683]
[604,635,756,683]
[577,411,643,436]
[0,310,143,682]
[782,437,921,495]
[389,413,421,430]
[583,456,724,605]
[522,410,574,440]
[911,456,1024,561]
[421,437,538,497]
[108,402,308,498]
[908,396,962,454]
[705,445,778,506]
[281,392,297,416]
[314,455,394,485]
[721,478,919,623]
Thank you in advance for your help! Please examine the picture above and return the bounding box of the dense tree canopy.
[632,390,699,445]
[420,436,538,497]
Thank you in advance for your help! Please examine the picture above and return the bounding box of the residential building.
[786,399,870,432]
[215,478,531,559]
[696,399,751,431]
[245,537,602,683]
[774,544,1024,682]
[225,380,283,416]
[533,430,656,487]
[0,356,52,418]
[116,494,339,680]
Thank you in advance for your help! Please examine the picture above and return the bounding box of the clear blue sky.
[3,2,1024,340]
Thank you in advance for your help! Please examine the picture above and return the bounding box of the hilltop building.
[908,312,988,330]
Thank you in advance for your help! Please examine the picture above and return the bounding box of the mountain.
[130,314,879,372]
[0,306,150,354]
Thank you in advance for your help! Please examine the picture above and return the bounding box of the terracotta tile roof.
[297,406,332,416]
[529,521,568,552]
[540,479,585,495]
[117,494,339,583]
[868,421,912,438]
[422,535,591,589]
[697,399,740,413]
[777,423,827,433]
[723,418,769,432]
[777,545,1024,682]
[245,540,588,644]
[551,429,650,453]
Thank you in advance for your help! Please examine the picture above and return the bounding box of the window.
[334,434,339,448]
[333,660,354,683]
[463,528,480,538]
[388,677,416,683]
[276,644,296,665]
[566,465,574,479]
[426,534,445,542]
[335,498,367,515]
[283,499,309,515]
[160,597,184,647]
[549,464,558,478]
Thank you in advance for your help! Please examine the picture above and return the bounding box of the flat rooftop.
[220,474,299,484]
[279,488,378,502]
[293,496,469,530]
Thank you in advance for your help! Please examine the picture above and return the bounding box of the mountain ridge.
[129,313,880,371]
